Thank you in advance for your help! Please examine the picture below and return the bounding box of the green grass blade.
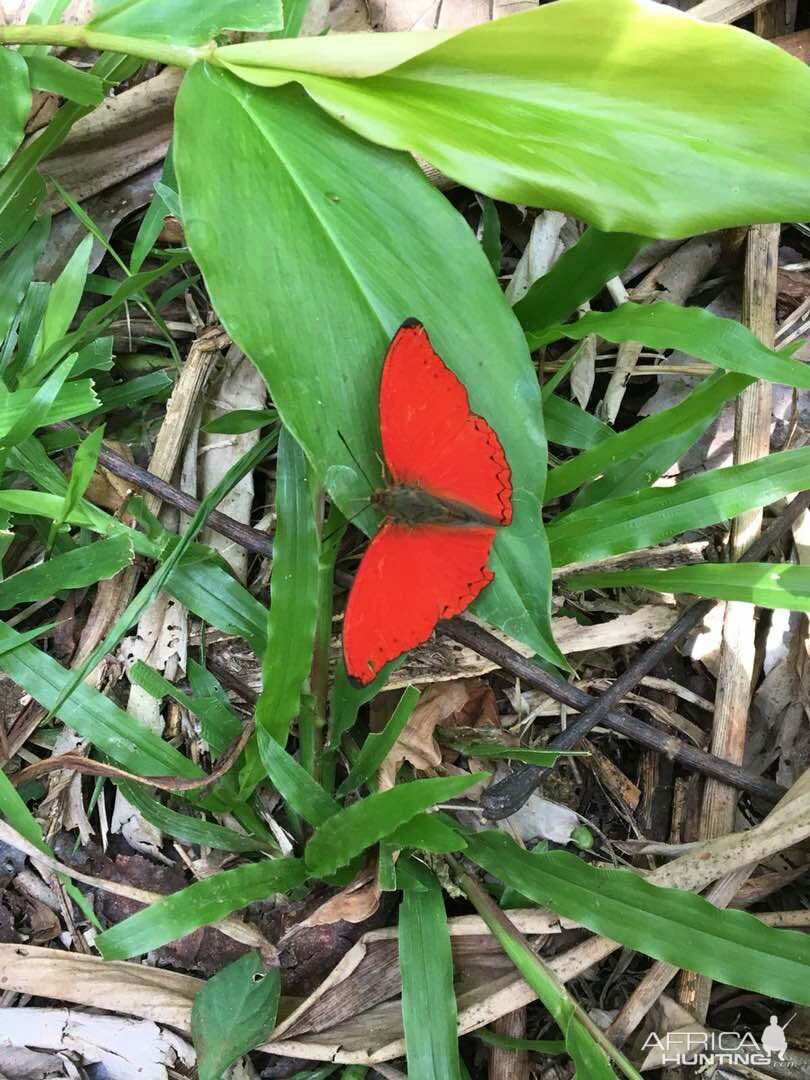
[0,534,132,609]
[305,774,486,878]
[514,228,645,334]
[42,432,276,729]
[257,426,320,746]
[40,233,92,352]
[466,831,810,1007]
[336,685,419,796]
[531,301,810,388]
[569,562,810,611]
[399,865,462,1080]
[544,394,612,451]
[114,779,270,853]
[254,727,338,824]
[0,216,49,342]
[547,445,810,566]
[546,371,750,502]
[47,423,105,545]
[96,857,306,960]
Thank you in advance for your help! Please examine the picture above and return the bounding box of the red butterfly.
[342,319,512,686]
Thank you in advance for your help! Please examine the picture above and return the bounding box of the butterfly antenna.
[337,430,376,495]
[322,500,372,545]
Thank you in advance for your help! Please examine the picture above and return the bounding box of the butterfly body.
[371,483,502,529]
[343,319,512,686]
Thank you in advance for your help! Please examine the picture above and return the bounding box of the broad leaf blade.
[0,46,31,169]
[89,0,282,44]
[175,67,562,666]
[216,0,810,236]
[192,953,281,1080]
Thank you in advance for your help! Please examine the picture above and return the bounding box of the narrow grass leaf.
[0,216,49,342]
[47,423,104,545]
[305,774,486,878]
[0,622,204,780]
[255,728,338,825]
[514,228,645,334]
[24,55,104,106]
[96,857,305,960]
[0,378,98,441]
[42,434,275,732]
[115,779,269,853]
[570,562,810,611]
[202,408,278,434]
[337,685,419,796]
[1,354,83,448]
[530,301,810,388]
[0,534,132,609]
[40,234,92,352]
[257,427,320,746]
[457,860,624,1079]
[466,831,810,1007]
[399,866,462,1080]
[388,812,466,853]
[547,446,810,566]
[544,394,612,451]
[474,1028,565,1054]
[192,952,281,1080]
[546,372,750,502]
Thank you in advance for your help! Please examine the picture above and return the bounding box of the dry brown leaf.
[295,868,381,931]
[377,680,472,789]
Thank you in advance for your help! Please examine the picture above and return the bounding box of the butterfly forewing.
[379,321,512,525]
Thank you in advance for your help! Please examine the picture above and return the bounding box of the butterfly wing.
[379,320,512,525]
[343,522,496,685]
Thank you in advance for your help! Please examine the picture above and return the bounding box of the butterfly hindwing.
[343,522,496,685]
[379,321,512,526]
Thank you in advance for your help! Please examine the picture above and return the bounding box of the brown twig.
[11,720,255,794]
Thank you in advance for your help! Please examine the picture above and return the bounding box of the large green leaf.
[88,0,282,44]
[547,446,810,567]
[530,301,810,388]
[175,67,562,666]
[0,47,31,170]
[467,831,810,1007]
[570,562,810,611]
[214,0,810,237]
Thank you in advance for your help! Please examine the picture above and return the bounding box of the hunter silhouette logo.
[762,1015,794,1061]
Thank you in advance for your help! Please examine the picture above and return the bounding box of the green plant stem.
[0,24,205,68]
[447,855,642,1080]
